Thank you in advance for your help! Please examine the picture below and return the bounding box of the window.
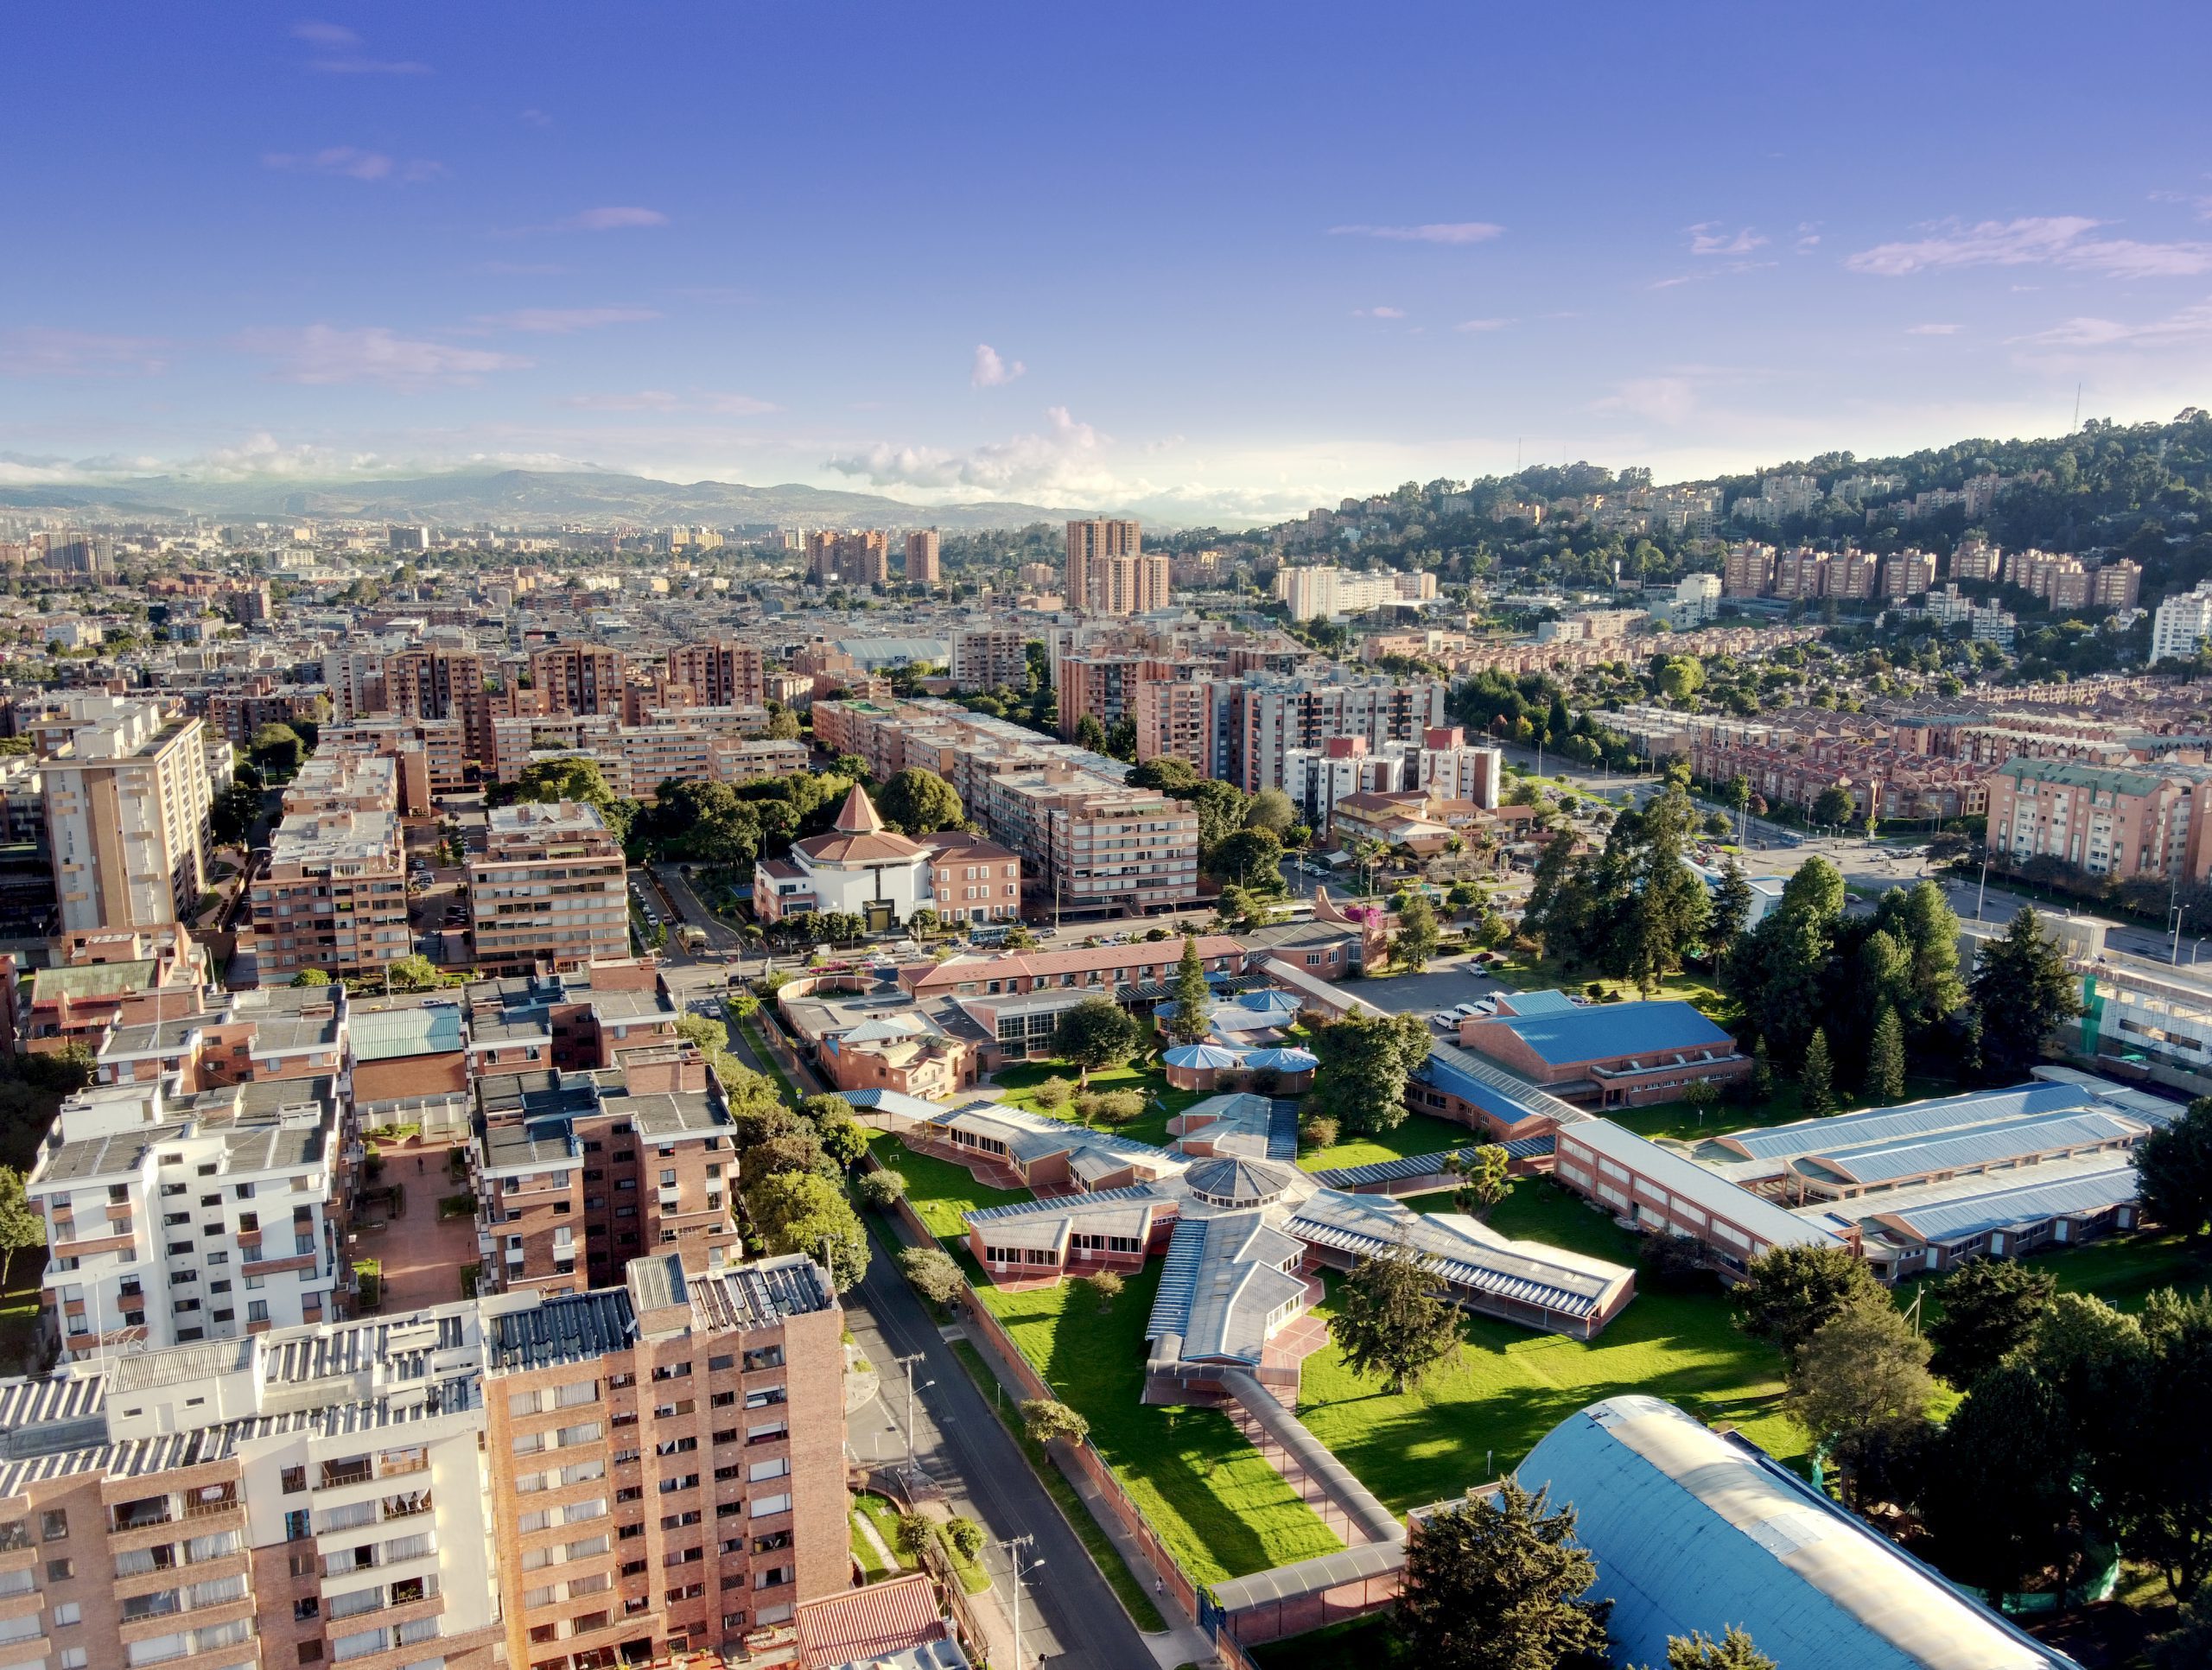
[41,1510,67,1542]
[52,1603,81,1626]
[296,1646,323,1667]
[46,1559,72,1582]
[295,1598,321,1622]
[60,1652,86,1670]
[282,1466,306,1494]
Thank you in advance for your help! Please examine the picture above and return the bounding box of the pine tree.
[1329,1241,1463,1394]
[1800,1026,1836,1115]
[1970,908,2083,1081]
[1396,1482,1611,1670]
[1707,859,1754,962]
[1865,1005,1906,1102]
[1165,933,1215,1045]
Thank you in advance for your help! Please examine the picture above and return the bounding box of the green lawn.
[1297,1111,1472,1175]
[1252,1615,1403,1670]
[866,1132,1027,1241]
[1294,1183,1801,1511]
[731,1013,804,1104]
[975,1258,1343,1585]
[1484,956,1730,1018]
[851,1491,910,1581]
[992,1057,1203,1150]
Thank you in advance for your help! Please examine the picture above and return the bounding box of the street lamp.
[1000,1534,1045,1667]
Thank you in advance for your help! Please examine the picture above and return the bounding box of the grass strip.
[732,1013,803,1103]
[946,1339,1169,1634]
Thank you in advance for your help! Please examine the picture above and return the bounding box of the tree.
[876,768,963,835]
[1395,1482,1611,1670]
[1448,1146,1513,1219]
[1075,714,1109,753]
[1868,879,1967,1033]
[1811,784,1857,828]
[676,1012,730,1057]
[1212,827,1286,892]
[1970,909,2082,1081]
[1050,996,1141,1083]
[1922,1359,2085,1597]
[385,954,444,993]
[0,1166,41,1286]
[1609,784,1709,991]
[1165,935,1215,1045]
[1639,1628,1776,1670]
[1329,1240,1463,1394]
[1020,1398,1090,1447]
[944,1515,986,1564]
[209,780,263,846]
[1786,1299,1935,1508]
[2150,1603,2212,1670]
[1706,860,1753,962]
[2096,1286,2212,1600]
[250,721,304,778]
[1925,1258,2056,1388]
[897,1245,967,1309]
[1725,855,1844,1065]
[1306,1010,1433,1135]
[855,1170,906,1212]
[741,1171,869,1290]
[1799,1026,1836,1114]
[1083,1269,1125,1311]
[815,1111,871,1172]
[289,968,330,987]
[1244,787,1298,835]
[2134,1095,2212,1238]
[1393,894,1440,972]
[1864,1005,1906,1102]
[893,1510,935,1562]
[1732,1243,1888,1360]
[1214,883,1284,933]
[1031,1074,1076,1111]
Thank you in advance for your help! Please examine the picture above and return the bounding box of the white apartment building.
[41,696,214,934]
[2152,581,2212,664]
[1272,565,1438,621]
[1401,728,1503,807]
[1232,673,1450,795]
[1284,740,1407,832]
[29,1075,344,1359]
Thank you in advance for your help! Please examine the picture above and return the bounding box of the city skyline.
[6,2,2212,524]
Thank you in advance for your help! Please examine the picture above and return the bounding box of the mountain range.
[0,468,1112,531]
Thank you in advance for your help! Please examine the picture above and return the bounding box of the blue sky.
[5,2,2212,522]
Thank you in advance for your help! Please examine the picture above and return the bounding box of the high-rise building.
[665,641,766,708]
[903,529,941,585]
[468,801,631,973]
[950,629,1031,693]
[1065,519,1141,613]
[530,645,627,716]
[2152,581,2212,664]
[388,647,491,759]
[41,697,213,933]
[1271,565,1434,620]
[1230,673,1450,794]
[252,755,409,983]
[2092,560,2143,610]
[804,530,889,586]
[389,524,432,553]
[978,765,1198,917]
[1878,549,1937,600]
[1722,543,1777,597]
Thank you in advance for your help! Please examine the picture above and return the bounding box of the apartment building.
[1271,565,1436,620]
[1055,653,1181,741]
[207,681,327,749]
[469,803,631,975]
[1878,549,1937,600]
[29,1069,344,1357]
[919,829,1022,925]
[10,924,211,1057]
[664,642,766,710]
[949,629,1030,693]
[1950,537,2001,582]
[1284,737,1405,833]
[324,718,469,802]
[41,697,213,934]
[2152,581,2212,664]
[530,646,627,717]
[1131,677,1222,776]
[474,1047,739,1296]
[481,1255,846,1660]
[2092,560,2143,609]
[387,649,491,760]
[1721,543,1777,597]
[251,809,408,986]
[486,711,779,794]
[1232,673,1450,795]
[1064,519,1140,613]
[980,768,1199,917]
[903,530,940,585]
[804,530,889,587]
[1983,756,2212,884]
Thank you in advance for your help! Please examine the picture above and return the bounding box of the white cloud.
[1905,322,1961,335]
[0,328,168,377]
[1688,224,1767,257]
[474,306,658,334]
[309,54,430,74]
[1352,307,1406,319]
[233,325,529,385]
[970,344,1025,387]
[1847,215,2212,278]
[551,389,777,415]
[1594,377,1700,425]
[289,21,358,47]
[826,406,1122,501]
[2013,298,2212,349]
[263,146,443,183]
[1454,318,1512,333]
[563,206,666,232]
[1329,222,1503,245]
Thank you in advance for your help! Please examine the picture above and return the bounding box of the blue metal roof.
[1145,1216,1209,1342]
[1515,1397,2080,1670]
[1162,1044,1244,1070]
[1719,1083,2092,1164]
[1486,1000,1733,1068]
[1418,1051,1556,1127]
[1265,1099,1300,1162]
[1801,1108,2145,1186]
[1875,1161,2139,1246]
[1500,988,1579,1015]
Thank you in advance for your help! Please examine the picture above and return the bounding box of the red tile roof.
[795,1572,946,1668]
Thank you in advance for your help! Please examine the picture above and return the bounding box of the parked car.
[1429,1012,1458,1029]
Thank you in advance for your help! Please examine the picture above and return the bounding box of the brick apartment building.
[530,646,628,717]
[664,642,766,710]
[468,803,631,975]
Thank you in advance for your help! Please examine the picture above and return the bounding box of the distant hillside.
[0,467,1116,531]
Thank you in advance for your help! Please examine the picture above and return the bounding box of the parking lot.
[1352,958,1509,1017]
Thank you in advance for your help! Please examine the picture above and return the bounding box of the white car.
[1450,1002,1485,1020]
[1429,1012,1459,1029]
[1469,1000,1498,1017]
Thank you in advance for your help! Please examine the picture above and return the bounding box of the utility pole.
[1000,1533,1044,1667]
[891,1352,929,1461]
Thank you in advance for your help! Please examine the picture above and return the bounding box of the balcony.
[111,1498,175,1534]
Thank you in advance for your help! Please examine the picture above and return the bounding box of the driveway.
[1354,957,1511,1016]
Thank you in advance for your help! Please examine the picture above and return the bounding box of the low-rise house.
[925,1101,1185,1192]
[1458,993,1750,1108]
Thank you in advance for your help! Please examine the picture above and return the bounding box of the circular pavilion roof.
[1185,1155,1298,1208]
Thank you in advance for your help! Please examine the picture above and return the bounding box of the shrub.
[1645,1234,1715,1292]
[855,1169,907,1212]
[897,1246,968,1309]
[1031,1075,1076,1112]
[1077,1088,1144,1126]
[944,1515,984,1562]
[1084,1269,1125,1311]
[1300,1114,1340,1151]
[1247,1067,1282,1095]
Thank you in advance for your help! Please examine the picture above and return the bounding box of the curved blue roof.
[1162,1044,1243,1070]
